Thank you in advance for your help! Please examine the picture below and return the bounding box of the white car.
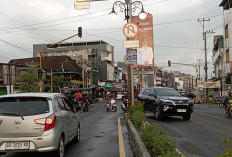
[0,93,81,157]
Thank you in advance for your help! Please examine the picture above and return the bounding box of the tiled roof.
[9,56,82,73]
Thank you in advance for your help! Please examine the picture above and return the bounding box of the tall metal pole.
[128,0,134,105]
[51,68,53,93]
[82,61,85,88]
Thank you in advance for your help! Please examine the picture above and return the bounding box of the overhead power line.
[0,38,33,54]
[0,12,59,41]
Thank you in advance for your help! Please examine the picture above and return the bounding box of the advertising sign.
[131,14,154,67]
[74,1,90,10]
[123,40,140,48]
[115,75,120,83]
[197,81,221,88]
[126,49,137,65]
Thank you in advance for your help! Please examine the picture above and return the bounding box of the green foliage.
[128,102,181,157]
[141,124,166,145]
[131,111,145,128]
[141,124,181,157]
[129,103,144,115]
[53,75,68,87]
[15,66,40,92]
[219,139,232,157]
[222,139,232,144]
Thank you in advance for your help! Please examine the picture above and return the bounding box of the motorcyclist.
[81,92,90,111]
[75,91,83,106]
[225,90,232,115]
[105,92,112,109]
[81,92,89,103]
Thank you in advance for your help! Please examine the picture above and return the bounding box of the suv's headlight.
[160,99,174,105]
[189,99,194,104]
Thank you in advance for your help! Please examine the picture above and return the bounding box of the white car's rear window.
[0,97,49,116]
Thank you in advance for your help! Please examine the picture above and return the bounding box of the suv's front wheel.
[155,105,163,120]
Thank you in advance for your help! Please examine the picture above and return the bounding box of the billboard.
[131,14,154,67]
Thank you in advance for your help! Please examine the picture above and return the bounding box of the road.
[2,100,134,157]
[146,103,232,157]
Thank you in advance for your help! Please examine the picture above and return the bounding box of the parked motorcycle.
[106,98,117,111]
[121,97,128,111]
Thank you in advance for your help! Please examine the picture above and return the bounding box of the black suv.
[138,87,194,120]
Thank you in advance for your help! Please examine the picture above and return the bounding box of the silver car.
[0,93,81,157]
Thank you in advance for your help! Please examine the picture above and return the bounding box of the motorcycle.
[225,99,232,118]
[106,98,117,111]
[219,96,228,107]
[121,97,128,111]
[82,100,90,112]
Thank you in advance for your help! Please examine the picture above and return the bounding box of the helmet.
[82,91,87,95]
[107,92,111,95]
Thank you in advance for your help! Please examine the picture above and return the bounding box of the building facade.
[220,0,232,89]
[33,40,114,85]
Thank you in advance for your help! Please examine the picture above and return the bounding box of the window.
[155,88,181,97]
[57,98,66,110]
[225,25,228,39]
[226,49,230,63]
[144,89,151,95]
[0,97,49,116]
[62,98,73,111]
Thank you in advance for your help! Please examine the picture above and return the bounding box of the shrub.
[219,139,232,157]
[141,124,181,157]
[129,103,144,115]
[131,111,145,128]
[151,134,177,156]
[141,124,166,146]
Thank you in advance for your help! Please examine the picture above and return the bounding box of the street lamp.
[109,1,147,22]
[109,0,147,107]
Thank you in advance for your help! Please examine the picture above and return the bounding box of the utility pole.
[198,18,210,99]
[197,59,203,81]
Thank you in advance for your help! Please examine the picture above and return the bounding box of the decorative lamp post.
[109,0,147,107]
[109,1,147,22]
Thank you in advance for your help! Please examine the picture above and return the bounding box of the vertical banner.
[132,14,154,68]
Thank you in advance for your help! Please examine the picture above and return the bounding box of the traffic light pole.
[39,32,81,92]
[168,60,199,102]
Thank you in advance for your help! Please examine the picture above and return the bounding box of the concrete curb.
[125,114,151,157]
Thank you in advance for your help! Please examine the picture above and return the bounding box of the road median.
[125,113,151,157]
[124,103,185,157]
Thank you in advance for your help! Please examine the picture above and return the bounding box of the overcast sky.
[0,0,224,79]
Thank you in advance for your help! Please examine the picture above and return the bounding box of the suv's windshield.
[0,97,49,116]
[155,88,181,97]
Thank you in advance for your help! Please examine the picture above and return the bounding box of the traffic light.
[38,69,42,79]
[78,27,82,38]
[168,60,171,67]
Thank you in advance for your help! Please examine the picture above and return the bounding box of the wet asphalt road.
[146,103,232,157]
[2,100,134,157]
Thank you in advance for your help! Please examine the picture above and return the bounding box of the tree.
[53,75,68,92]
[15,66,40,92]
